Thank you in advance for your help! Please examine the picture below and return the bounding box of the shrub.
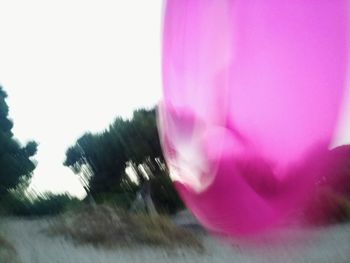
[0,192,80,216]
[93,192,137,210]
[150,173,184,214]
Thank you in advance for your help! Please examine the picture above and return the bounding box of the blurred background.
[0,1,350,263]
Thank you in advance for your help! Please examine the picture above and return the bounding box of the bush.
[0,192,80,216]
[93,192,137,210]
[150,172,184,214]
[93,171,184,214]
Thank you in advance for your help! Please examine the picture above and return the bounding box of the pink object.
[159,0,349,235]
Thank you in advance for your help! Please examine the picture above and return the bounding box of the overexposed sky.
[0,0,162,197]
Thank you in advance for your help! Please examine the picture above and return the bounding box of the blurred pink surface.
[160,0,349,235]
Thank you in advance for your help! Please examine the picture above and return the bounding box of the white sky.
[0,0,162,198]
[0,1,349,198]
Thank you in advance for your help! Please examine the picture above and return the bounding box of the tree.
[64,107,183,213]
[64,110,159,193]
[64,131,128,196]
[0,86,38,196]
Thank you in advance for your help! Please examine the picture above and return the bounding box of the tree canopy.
[64,107,183,213]
[64,108,163,194]
[0,86,38,195]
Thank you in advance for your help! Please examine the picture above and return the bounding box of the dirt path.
[1,217,350,263]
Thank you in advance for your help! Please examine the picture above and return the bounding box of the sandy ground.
[1,216,350,263]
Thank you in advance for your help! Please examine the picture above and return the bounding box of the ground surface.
[1,214,350,263]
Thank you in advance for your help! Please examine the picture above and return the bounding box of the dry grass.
[47,205,203,250]
[128,213,202,248]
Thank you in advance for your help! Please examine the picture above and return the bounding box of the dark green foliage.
[94,192,137,210]
[64,131,128,195]
[0,86,38,195]
[64,107,184,213]
[63,108,161,196]
[0,192,80,216]
[150,172,184,214]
